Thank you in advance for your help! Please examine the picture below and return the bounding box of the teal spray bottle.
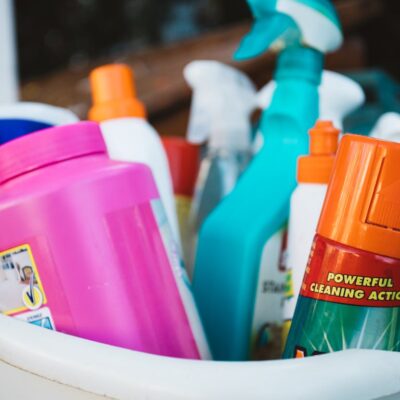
[193,0,343,361]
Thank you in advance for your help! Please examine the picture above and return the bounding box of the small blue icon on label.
[30,317,54,330]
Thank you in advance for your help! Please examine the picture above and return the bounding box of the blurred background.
[8,0,400,134]
[16,0,250,80]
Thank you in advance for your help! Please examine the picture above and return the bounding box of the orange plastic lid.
[317,134,400,259]
[88,64,146,122]
[162,137,200,197]
[297,120,340,184]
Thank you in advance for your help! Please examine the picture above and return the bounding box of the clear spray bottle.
[184,61,257,277]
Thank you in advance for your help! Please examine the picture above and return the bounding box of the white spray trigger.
[257,81,276,110]
[184,60,257,150]
[319,71,365,130]
[186,92,212,144]
[276,0,343,53]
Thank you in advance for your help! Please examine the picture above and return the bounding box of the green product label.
[283,235,400,358]
[283,297,400,358]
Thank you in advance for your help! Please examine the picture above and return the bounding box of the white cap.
[184,61,257,151]
[370,113,400,143]
[257,70,365,130]
[276,0,343,53]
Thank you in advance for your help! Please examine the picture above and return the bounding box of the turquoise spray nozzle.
[235,0,343,60]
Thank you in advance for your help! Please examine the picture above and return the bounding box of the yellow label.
[22,286,44,310]
[176,195,192,234]
[282,320,292,351]
[0,244,47,315]
[285,269,294,299]
[175,195,194,272]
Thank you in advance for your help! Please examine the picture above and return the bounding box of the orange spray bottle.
[284,134,400,358]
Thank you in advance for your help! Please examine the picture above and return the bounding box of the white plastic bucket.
[0,315,400,399]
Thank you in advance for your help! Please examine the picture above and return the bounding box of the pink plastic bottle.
[0,122,210,359]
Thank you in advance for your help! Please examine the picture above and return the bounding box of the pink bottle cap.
[0,121,106,185]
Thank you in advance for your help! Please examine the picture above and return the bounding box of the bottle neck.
[260,47,323,144]
[275,47,324,84]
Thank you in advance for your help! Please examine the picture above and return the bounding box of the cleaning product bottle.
[162,137,200,274]
[282,120,339,345]
[193,0,342,361]
[284,134,400,358]
[370,112,400,143]
[0,122,210,360]
[0,102,78,145]
[183,61,256,235]
[88,64,181,249]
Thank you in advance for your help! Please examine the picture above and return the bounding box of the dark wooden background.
[16,0,400,136]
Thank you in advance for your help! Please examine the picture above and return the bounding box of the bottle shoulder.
[100,119,167,165]
[100,118,160,141]
[292,183,328,197]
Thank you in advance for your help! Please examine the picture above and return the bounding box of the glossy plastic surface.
[0,123,205,359]
[1,315,400,399]
[284,235,400,357]
[99,117,182,252]
[318,134,400,259]
[89,64,146,121]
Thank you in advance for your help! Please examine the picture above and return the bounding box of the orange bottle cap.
[297,120,340,184]
[318,134,400,259]
[88,64,146,122]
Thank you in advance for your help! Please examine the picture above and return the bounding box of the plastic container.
[282,121,339,343]
[162,137,200,274]
[88,64,181,249]
[1,315,400,399]
[0,122,209,359]
[285,134,400,358]
[0,102,78,145]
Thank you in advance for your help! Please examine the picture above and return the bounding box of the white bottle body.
[100,117,181,248]
[283,183,327,323]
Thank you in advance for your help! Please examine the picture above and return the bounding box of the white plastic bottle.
[183,60,257,276]
[282,120,340,343]
[88,64,181,249]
